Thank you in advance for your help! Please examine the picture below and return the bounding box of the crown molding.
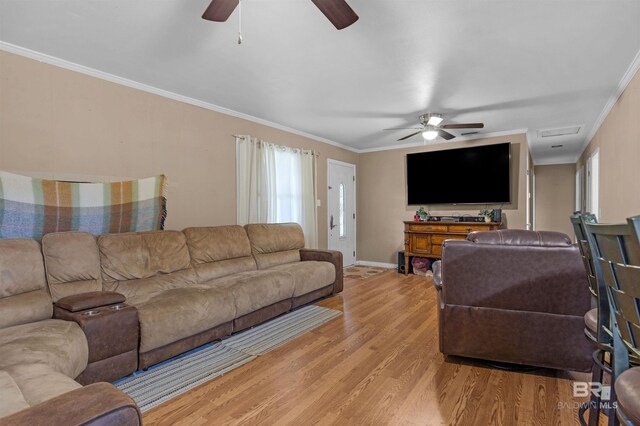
[576,46,640,162]
[5,40,617,160]
[0,41,360,154]
[356,129,529,153]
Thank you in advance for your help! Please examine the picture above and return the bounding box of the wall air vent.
[538,126,581,138]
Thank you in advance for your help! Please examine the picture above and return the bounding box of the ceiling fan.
[385,113,485,142]
[202,0,359,30]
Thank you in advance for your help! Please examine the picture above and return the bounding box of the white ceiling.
[1,1,639,163]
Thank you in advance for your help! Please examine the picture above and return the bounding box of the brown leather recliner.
[432,229,592,372]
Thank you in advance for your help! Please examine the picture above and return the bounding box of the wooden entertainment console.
[403,220,500,275]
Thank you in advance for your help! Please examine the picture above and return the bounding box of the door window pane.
[590,151,599,217]
[339,183,345,238]
[586,150,599,217]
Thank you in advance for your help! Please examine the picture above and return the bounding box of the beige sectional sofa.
[0,223,343,424]
[0,239,140,424]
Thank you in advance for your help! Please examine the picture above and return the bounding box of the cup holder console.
[53,301,138,384]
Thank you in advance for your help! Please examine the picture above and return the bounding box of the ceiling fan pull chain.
[237,0,243,44]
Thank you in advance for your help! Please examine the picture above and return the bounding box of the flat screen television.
[406,142,511,205]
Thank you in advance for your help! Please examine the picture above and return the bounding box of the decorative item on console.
[479,209,495,223]
[414,206,430,221]
[410,208,502,223]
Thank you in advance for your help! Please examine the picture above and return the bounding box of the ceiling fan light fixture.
[422,126,439,141]
[387,114,484,143]
[426,114,443,126]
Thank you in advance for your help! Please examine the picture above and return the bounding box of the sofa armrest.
[55,291,125,312]
[432,260,442,291]
[300,249,344,294]
[0,382,141,426]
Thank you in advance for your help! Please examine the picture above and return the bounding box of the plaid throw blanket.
[0,171,166,240]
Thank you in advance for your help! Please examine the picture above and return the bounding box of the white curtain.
[236,135,318,248]
[300,151,318,249]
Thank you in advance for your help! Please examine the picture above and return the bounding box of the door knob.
[330,215,336,230]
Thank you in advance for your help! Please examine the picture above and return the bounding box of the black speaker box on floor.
[397,251,413,274]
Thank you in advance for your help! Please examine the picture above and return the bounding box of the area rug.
[0,170,166,240]
[114,305,342,412]
[344,265,390,280]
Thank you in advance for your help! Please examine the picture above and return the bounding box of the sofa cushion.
[98,231,198,300]
[184,226,257,281]
[0,370,30,418]
[268,261,335,297]
[99,231,192,280]
[204,270,295,317]
[244,223,304,269]
[0,363,81,410]
[467,229,572,247]
[0,319,88,378]
[130,287,236,353]
[0,290,53,331]
[104,269,198,303]
[99,233,152,281]
[0,239,52,329]
[42,232,102,302]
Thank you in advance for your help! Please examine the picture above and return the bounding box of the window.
[274,148,302,224]
[236,135,318,248]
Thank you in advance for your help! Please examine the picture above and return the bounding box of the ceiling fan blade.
[310,0,359,30]
[441,123,485,129]
[202,0,239,22]
[383,127,423,130]
[438,130,456,140]
[398,131,422,141]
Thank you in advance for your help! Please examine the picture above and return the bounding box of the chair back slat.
[615,265,640,299]
[631,323,640,357]
[571,213,599,298]
[585,218,640,359]
[612,265,640,358]
[626,240,640,265]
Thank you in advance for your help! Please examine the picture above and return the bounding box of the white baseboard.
[354,260,397,269]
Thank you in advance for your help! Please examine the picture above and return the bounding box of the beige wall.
[0,50,358,249]
[576,68,640,222]
[4,48,593,264]
[357,134,529,264]
[534,164,576,237]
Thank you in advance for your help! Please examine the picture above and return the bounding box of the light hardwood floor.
[143,270,589,426]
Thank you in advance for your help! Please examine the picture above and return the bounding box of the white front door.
[586,149,600,217]
[327,159,356,267]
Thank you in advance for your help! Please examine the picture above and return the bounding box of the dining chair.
[584,216,640,426]
[571,213,614,425]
